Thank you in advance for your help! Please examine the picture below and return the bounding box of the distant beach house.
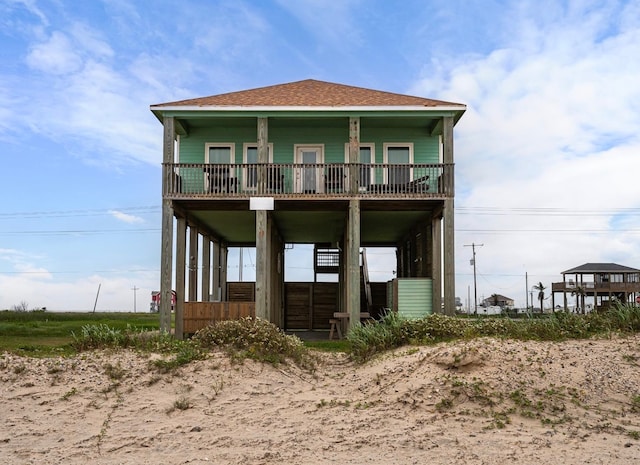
[551,263,640,312]
[481,294,514,309]
[150,79,466,337]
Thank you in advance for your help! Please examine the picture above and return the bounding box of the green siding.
[178,123,440,165]
[396,278,432,319]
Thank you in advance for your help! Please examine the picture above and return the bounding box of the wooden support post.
[347,199,361,331]
[212,241,220,301]
[201,236,211,302]
[348,117,360,194]
[442,116,455,316]
[220,245,228,301]
[160,116,175,333]
[432,216,442,314]
[175,216,187,339]
[189,226,198,302]
[257,117,268,193]
[255,210,269,320]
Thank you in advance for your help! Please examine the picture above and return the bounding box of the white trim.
[204,143,235,192]
[293,144,325,193]
[294,144,325,163]
[344,142,375,191]
[152,105,466,112]
[204,142,235,164]
[383,143,414,184]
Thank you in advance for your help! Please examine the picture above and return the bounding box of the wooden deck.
[164,162,453,199]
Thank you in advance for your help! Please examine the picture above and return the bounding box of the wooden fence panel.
[285,283,313,329]
[312,282,339,329]
[182,282,387,333]
[184,301,255,334]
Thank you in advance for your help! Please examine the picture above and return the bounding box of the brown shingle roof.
[152,79,465,108]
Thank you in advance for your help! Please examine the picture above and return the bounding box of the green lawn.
[0,311,162,356]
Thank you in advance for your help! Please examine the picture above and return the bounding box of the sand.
[2,334,640,464]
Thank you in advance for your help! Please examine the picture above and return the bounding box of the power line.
[457,206,640,216]
[0,205,160,220]
[0,228,160,236]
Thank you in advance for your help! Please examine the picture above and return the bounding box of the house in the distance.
[481,294,514,309]
[551,263,640,312]
[150,79,465,337]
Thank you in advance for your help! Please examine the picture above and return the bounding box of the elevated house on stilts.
[150,80,465,338]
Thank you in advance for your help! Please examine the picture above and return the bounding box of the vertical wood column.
[255,117,272,321]
[175,216,187,339]
[255,210,269,320]
[201,236,211,301]
[442,116,455,316]
[257,117,268,193]
[188,226,198,302]
[220,245,228,301]
[432,216,442,314]
[348,117,360,193]
[212,241,220,301]
[347,199,361,330]
[160,116,175,333]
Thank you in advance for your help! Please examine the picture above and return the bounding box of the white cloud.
[109,210,144,224]
[409,1,640,306]
[25,31,82,75]
[0,271,159,311]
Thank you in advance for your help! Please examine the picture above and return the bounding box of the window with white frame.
[344,143,375,190]
[205,143,234,164]
[204,143,235,193]
[243,143,274,191]
[383,143,413,185]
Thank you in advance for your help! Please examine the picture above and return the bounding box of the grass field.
[0,311,161,356]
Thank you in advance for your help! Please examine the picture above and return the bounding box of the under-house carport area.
[173,197,443,334]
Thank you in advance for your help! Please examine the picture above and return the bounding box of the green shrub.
[71,324,129,350]
[72,324,185,353]
[347,304,640,362]
[348,311,407,362]
[151,341,208,373]
[194,317,316,370]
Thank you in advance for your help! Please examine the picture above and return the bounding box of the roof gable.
[562,263,640,274]
[152,79,465,109]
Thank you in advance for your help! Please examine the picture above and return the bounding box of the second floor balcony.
[552,281,640,294]
[164,162,453,199]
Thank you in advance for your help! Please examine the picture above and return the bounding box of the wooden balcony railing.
[552,281,640,293]
[163,162,453,198]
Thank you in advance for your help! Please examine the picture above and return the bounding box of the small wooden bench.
[330,312,371,339]
[329,319,342,340]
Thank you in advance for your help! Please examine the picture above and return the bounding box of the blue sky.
[1,0,640,311]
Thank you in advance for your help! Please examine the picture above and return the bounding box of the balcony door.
[384,143,413,186]
[294,145,324,193]
[205,143,235,193]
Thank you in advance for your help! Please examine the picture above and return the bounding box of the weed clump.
[194,317,316,371]
[348,303,640,362]
[72,324,180,353]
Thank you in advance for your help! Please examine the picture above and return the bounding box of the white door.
[294,145,323,193]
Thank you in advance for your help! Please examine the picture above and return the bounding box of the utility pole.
[131,285,139,313]
[464,243,483,315]
[525,271,529,315]
[93,283,101,313]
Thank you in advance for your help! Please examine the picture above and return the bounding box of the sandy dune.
[2,334,640,464]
